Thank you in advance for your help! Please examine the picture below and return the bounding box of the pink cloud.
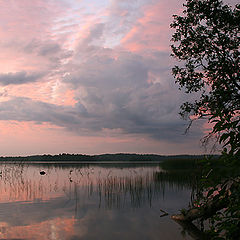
[0,0,207,156]
[0,119,203,156]
[121,1,184,53]
[0,0,66,75]
[0,217,76,239]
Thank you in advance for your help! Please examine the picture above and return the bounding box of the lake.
[0,162,195,239]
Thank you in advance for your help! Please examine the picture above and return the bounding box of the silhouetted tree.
[171,0,240,238]
[171,0,240,156]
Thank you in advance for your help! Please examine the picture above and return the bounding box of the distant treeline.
[0,153,219,162]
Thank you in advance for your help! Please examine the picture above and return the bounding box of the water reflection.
[0,163,194,239]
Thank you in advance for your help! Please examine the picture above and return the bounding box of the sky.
[0,0,237,156]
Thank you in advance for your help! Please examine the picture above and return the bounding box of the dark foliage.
[171,0,240,156]
[0,153,209,162]
[171,0,240,238]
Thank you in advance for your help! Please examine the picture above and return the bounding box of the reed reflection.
[0,163,195,209]
[0,163,195,240]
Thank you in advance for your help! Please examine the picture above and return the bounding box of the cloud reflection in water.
[0,163,193,240]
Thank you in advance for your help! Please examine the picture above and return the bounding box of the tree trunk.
[171,196,229,222]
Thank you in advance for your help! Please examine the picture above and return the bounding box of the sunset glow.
[1,0,237,156]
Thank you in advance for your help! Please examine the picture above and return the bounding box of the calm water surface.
[0,162,194,240]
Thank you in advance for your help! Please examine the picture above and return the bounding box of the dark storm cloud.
[0,83,203,142]
[59,30,198,142]
[0,71,44,85]
[0,97,81,124]
[24,39,72,57]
